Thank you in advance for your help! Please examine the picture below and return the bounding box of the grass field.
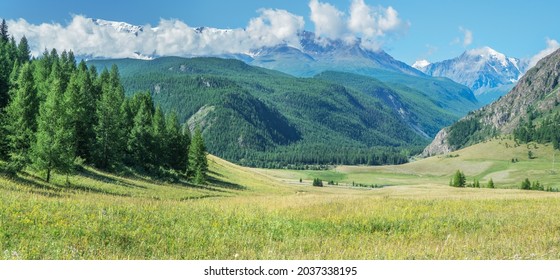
[2,138,560,259]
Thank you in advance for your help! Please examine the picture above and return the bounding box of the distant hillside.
[90,57,434,167]
[423,48,560,156]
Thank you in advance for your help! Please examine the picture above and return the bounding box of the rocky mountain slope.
[423,48,560,156]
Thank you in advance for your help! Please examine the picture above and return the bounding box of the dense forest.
[90,57,436,167]
[0,21,208,183]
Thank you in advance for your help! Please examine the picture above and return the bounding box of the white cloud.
[459,26,473,47]
[7,10,304,59]
[308,0,347,41]
[310,0,408,50]
[6,1,407,58]
[528,38,560,69]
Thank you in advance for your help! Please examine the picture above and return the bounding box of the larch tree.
[4,62,38,169]
[93,65,126,170]
[31,62,75,182]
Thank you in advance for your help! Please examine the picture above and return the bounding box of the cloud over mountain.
[6,0,407,59]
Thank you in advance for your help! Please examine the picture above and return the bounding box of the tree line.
[0,20,208,184]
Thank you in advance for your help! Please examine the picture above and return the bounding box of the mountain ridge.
[423,48,560,156]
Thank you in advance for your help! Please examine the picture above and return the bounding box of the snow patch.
[412,59,430,70]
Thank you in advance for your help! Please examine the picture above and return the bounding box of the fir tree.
[31,62,74,182]
[488,178,495,189]
[165,110,189,171]
[451,170,466,187]
[188,127,208,184]
[93,66,125,170]
[151,105,166,166]
[4,62,38,169]
[16,36,30,63]
[64,61,96,162]
[127,97,154,169]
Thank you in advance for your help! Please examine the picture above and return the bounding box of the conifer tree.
[31,62,74,182]
[127,97,153,168]
[16,36,30,63]
[488,178,495,189]
[165,111,189,171]
[188,127,208,184]
[64,61,96,162]
[4,62,38,169]
[0,19,8,43]
[93,66,125,170]
[151,105,166,166]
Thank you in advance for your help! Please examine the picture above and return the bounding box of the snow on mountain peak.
[412,59,431,70]
[91,19,144,35]
[465,46,508,67]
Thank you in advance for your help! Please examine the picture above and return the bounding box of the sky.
[1,0,559,65]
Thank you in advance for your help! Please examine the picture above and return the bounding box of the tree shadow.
[207,176,246,191]
[78,168,148,189]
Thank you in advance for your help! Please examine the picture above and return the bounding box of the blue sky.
[1,0,559,64]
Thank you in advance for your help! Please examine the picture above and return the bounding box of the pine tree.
[31,62,75,182]
[488,178,495,189]
[188,127,208,184]
[16,36,30,63]
[64,61,96,162]
[165,111,189,171]
[451,170,466,187]
[151,105,166,166]
[0,19,8,43]
[93,66,125,170]
[4,62,38,169]
[127,97,154,169]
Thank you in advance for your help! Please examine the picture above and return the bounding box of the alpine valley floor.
[1,137,560,259]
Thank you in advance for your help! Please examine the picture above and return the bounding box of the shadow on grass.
[207,176,246,191]
[78,168,148,189]
[15,171,133,198]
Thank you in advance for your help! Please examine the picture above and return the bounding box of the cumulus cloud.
[309,0,347,41]
[7,9,304,59]
[310,0,409,50]
[528,38,560,69]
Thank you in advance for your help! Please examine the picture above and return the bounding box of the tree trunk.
[46,168,51,183]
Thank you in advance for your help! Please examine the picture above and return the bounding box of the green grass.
[2,139,560,259]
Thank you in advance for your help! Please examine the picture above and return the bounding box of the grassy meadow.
[2,138,560,259]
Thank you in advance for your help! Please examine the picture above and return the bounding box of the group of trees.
[449,170,492,189]
[0,21,208,184]
[514,111,560,150]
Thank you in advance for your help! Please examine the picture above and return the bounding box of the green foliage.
[521,178,531,190]
[188,127,208,184]
[31,62,75,182]
[93,66,126,170]
[88,57,436,167]
[3,62,38,168]
[312,178,323,187]
[488,178,495,189]
[450,170,466,187]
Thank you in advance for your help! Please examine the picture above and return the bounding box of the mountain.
[91,18,145,35]
[423,48,560,156]
[250,31,424,77]
[414,47,528,105]
[87,57,481,167]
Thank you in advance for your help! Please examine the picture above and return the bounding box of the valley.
[2,138,560,259]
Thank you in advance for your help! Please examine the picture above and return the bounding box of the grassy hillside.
[2,140,560,260]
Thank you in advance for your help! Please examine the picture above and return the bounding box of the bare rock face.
[422,128,452,157]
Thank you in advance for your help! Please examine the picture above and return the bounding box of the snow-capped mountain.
[414,47,528,104]
[91,19,144,35]
[249,31,425,77]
